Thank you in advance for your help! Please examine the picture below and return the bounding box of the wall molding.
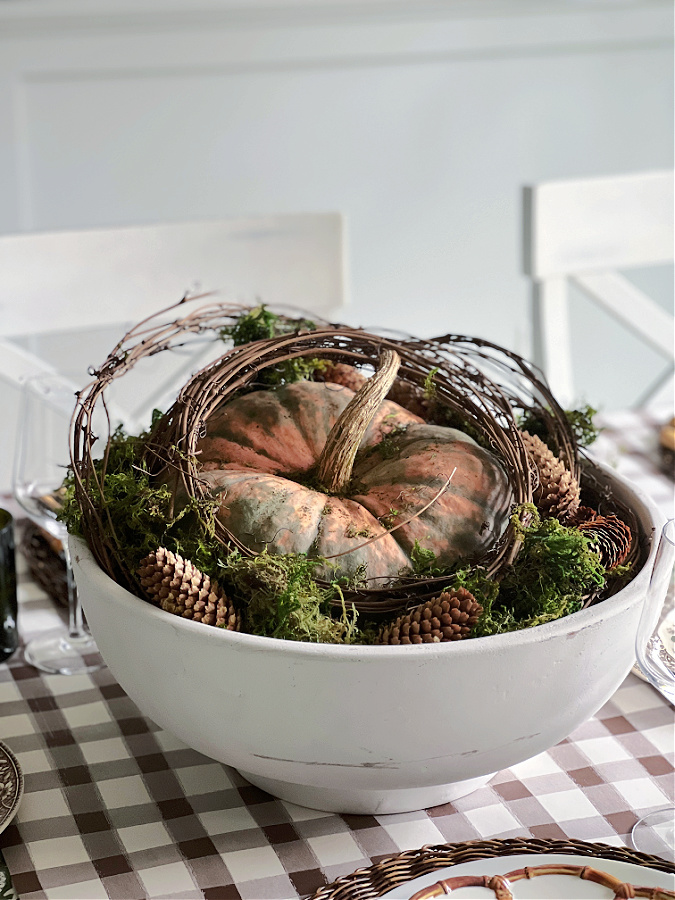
[1,5,671,80]
[2,0,671,234]
[0,0,671,38]
[0,0,670,423]
[14,38,672,90]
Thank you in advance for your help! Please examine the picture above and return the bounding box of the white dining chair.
[0,212,346,491]
[522,170,674,409]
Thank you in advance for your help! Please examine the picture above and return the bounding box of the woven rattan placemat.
[308,838,675,900]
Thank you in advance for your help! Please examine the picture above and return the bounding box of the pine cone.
[521,431,581,520]
[138,548,240,630]
[567,505,596,527]
[378,588,483,645]
[576,514,632,569]
[659,417,675,478]
[386,379,433,421]
[316,363,367,393]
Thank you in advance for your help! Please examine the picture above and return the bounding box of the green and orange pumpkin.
[195,350,513,582]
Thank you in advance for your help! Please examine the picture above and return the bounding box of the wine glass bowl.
[13,374,104,675]
[631,518,675,862]
[634,520,675,702]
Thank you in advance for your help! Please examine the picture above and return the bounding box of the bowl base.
[237,769,495,814]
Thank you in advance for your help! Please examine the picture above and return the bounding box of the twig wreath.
[65,296,641,641]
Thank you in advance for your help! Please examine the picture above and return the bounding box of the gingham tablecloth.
[1,410,673,900]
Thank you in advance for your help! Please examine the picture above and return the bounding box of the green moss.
[472,507,606,636]
[379,508,401,530]
[219,305,325,386]
[423,367,439,400]
[449,566,500,619]
[375,425,408,460]
[222,551,358,643]
[519,404,599,449]
[565,405,600,447]
[409,540,441,576]
[351,622,382,645]
[346,524,372,539]
[60,424,609,645]
[220,304,316,346]
[339,562,369,592]
[59,427,224,579]
[264,356,329,387]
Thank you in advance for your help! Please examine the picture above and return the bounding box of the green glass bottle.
[0,509,18,662]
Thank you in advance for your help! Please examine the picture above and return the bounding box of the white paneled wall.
[0,1,672,423]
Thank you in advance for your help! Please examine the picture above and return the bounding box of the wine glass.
[13,374,104,675]
[631,518,675,862]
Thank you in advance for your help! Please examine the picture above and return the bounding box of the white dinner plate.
[381,852,675,899]
[0,741,23,835]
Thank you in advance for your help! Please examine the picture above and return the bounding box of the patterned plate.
[308,840,675,900]
[0,742,23,836]
[381,852,675,898]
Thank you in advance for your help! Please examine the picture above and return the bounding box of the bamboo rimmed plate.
[308,839,675,900]
[0,741,23,836]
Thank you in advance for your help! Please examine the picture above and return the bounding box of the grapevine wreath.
[61,298,644,645]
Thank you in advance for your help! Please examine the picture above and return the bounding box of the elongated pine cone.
[138,548,241,630]
[316,362,367,393]
[575,513,633,569]
[378,588,483,645]
[521,431,580,520]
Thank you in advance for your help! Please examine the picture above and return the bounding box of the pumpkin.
[197,351,513,581]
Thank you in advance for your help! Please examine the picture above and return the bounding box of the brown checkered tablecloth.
[1,410,673,900]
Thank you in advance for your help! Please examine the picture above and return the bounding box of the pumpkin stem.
[317,349,401,494]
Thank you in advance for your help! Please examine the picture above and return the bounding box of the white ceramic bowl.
[71,464,662,815]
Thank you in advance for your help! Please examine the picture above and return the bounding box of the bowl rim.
[71,462,664,662]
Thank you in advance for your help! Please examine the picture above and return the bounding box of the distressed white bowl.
[71,465,661,815]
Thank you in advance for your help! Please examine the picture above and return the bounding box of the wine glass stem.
[63,539,86,640]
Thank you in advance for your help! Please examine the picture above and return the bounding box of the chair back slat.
[524,170,673,279]
[0,213,344,338]
[572,271,674,359]
[523,171,674,410]
[0,212,345,490]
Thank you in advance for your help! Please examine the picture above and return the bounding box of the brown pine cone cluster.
[378,588,483,645]
[574,512,633,569]
[521,431,580,521]
[138,548,240,630]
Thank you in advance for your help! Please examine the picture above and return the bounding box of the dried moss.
[423,367,439,400]
[220,304,316,346]
[519,404,599,449]
[59,427,224,579]
[375,424,409,459]
[60,425,607,645]
[409,540,442,576]
[379,508,401,530]
[472,506,606,636]
[219,304,325,386]
[260,356,329,387]
[222,551,358,643]
[565,405,600,447]
[346,524,373,539]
